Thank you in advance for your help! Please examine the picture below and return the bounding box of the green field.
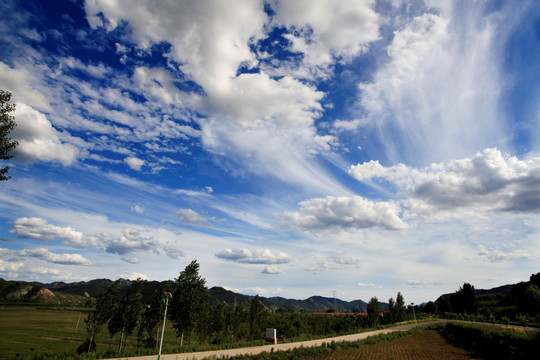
[0,306,93,358]
[0,306,185,359]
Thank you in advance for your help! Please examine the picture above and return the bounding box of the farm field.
[0,306,92,358]
[303,330,477,360]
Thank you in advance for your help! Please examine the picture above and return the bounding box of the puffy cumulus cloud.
[262,266,283,274]
[215,248,292,265]
[131,203,145,214]
[358,3,510,164]
[85,0,265,91]
[276,0,380,72]
[349,148,540,216]
[9,217,106,249]
[125,156,144,171]
[106,228,159,255]
[0,62,52,112]
[10,217,84,242]
[123,272,148,280]
[12,104,80,165]
[0,259,24,273]
[278,196,408,232]
[19,248,92,265]
[176,209,208,226]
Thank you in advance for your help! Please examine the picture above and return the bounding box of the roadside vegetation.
[1,263,539,360]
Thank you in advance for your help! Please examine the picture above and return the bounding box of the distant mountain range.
[0,277,516,312]
[0,278,378,311]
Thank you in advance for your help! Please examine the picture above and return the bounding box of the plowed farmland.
[303,330,479,360]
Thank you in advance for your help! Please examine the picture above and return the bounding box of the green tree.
[108,279,143,351]
[84,281,118,353]
[138,282,171,348]
[460,283,477,314]
[395,292,406,322]
[169,260,209,345]
[367,297,380,327]
[0,90,18,181]
[249,295,266,340]
[387,297,395,323]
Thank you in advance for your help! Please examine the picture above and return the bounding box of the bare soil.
[303,330,480,360]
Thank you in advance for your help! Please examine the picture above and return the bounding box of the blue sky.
[1,0,539,304]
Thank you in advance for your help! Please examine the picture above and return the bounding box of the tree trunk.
[180,332,184,347]
[87,334,94,354]
[118,330,124,351]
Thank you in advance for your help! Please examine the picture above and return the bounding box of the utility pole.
[333,290,337,315]
[158,292,172,360]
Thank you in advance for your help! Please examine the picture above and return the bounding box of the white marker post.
[265,328,277,344]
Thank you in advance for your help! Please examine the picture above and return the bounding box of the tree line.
[413,273,540,327]
[81,260,410,354]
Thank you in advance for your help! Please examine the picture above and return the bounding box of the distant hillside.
[4,277,522,312]
[0,278,378,311]
[0,279,94,306]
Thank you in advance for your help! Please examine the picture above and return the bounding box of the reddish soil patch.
[305,330,480,360]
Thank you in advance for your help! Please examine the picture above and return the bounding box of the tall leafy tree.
[85,281,118,353]
[138,282,171,348]
[169,260,209,345]
[249,295,266,340]
[108,279,143,351]
[0,90,18,181]
[395,292,406,322]
[367,297,380,327]
[387,297,396,323]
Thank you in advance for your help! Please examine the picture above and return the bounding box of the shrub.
[440,322,540,360]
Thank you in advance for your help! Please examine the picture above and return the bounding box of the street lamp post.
[410,303,417,325]
[158,292,172,360]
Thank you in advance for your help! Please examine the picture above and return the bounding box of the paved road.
[105,321,433,360]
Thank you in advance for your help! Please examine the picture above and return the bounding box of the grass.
[0,306,93,358]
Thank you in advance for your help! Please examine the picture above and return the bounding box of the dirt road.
[105,321,433,360]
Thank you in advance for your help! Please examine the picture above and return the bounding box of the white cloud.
[10,217,84,242]
[12,104,80,166]
[123,272,148,280]
[106,228,159,255]
[121,257,140,264]
[162,246,185,260]
[277,0,380,72]
[125,156,144,171]
[475,245,534,263]
[0,62,52,111]
[332,254,362,266]
[262,266,283,274]
[215,248,292,265]
[19,248,92,265]
[357,282,375,287]
[349,148,540,216]
[358,4,510,164]
[84,0,347,195]
[176,209,208,226]
[279,196,408,232]
[0,259,24,272]
[131,203,145,213]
